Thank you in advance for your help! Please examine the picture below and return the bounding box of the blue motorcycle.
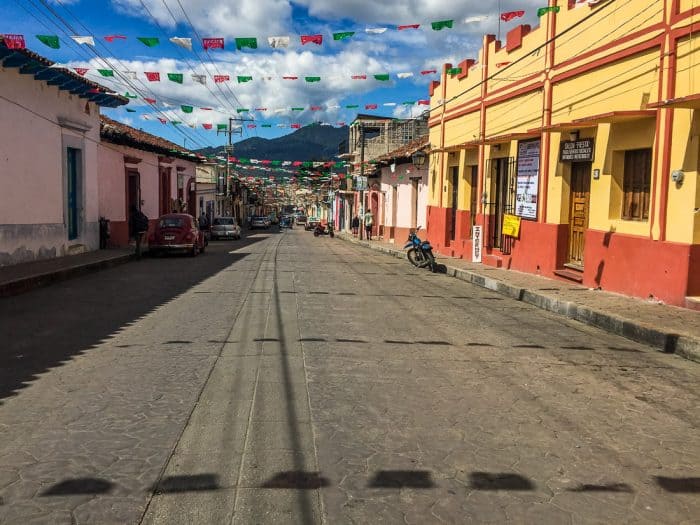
[403,227,437,272]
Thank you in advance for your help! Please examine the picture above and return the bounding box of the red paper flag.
[88,88,102,94]
[255,107,267,111]
[283,76,298,80]
[247,124,257,128]
[202,123,213,129]
[202,38,224,50]
[158,118,167,124]
[417,99,430,105]
[336,122,345,126]
[104,35,126,42]
[73,67,89,76]
[421,69,437,75]
[262,160,272,165]
[310,106,321,111]
[200,107,213,110]
[500,10,525,22]
[365,104,378,110]
[2,34,26,49]
[145,72,160,81]
[300,34,322,45]
[397,24,420,30]
[144,97,157,104]
[291,124,301,129]
[214,75,229,83]
[351,75,367,80]
[292,161,303,166]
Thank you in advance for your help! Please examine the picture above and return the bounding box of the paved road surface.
[0,229,698,524]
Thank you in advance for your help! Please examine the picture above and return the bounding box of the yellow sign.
[502,214,521,237]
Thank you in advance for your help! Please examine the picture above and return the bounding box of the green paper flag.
[36,35,60,49]
[333,31,355,41]
[167,73,183,83]
[217,124,227,130]
[237,108,249,113]
[124,92,138,99]
[431,20,453,31]
[172,121,182,125]
[291,107,304,111]
[237,76,253,83]
[271,160,282,165]
[537,6,561,16]
[345,104,359,109]
[402,101,415,105]
[137,37,159,47]
[374,74,390,81]
[305,76,321,82]
[98,69,114,77]
[261,124,272,128]
[126,108,136,112]
[239,158,250,164]
[446,67,462,75]
[235,37,257,50]
[181,105,193,113]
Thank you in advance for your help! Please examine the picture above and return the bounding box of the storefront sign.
[472,225,482,263]
[560,138,595,162]
[515,139,540,220]
[354,175,368,191]
[502,214,521,237]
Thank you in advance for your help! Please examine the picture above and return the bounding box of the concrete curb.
[339,234,700,364]
[0,253,135,298]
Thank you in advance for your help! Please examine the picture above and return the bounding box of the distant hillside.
[197,124,349,161]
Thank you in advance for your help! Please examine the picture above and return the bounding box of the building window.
[622,148,651,221]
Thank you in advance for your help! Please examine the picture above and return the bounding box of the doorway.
[411,178,419,228]
[469,165,478,237]
[66,148,81,240]
[391,185,398,237]
[127,169,141,213]
[449,166,459,242]
[567,162,591,266]
[159,167,171,215]
[489,157,514,250]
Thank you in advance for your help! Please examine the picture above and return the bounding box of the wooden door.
[568,162,591,266]
[469,166,478,237]
[449,167,459,241]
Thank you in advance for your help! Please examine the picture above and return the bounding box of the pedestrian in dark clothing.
[198,212,209,230]
[364,210,374,241]
[129,205,149,258]
[351,215,360,236]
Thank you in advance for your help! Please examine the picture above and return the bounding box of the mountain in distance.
[196,123,349,161]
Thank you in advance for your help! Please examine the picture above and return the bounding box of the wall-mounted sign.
[502,214,521,237]
[472,225,483,263]
[560,138,595,162]
[516,139,540,220]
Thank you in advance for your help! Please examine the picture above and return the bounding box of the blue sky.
[2,0,543,150]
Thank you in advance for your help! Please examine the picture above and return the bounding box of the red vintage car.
[149,213,206,257]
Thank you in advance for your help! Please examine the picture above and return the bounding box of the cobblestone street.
[0,230,698,524]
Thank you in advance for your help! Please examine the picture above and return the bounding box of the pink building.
[0,42,127,265]
[98,117,201,247]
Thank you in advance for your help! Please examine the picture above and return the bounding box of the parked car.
[279,216,293,229]
[250,216,269,229]
[295,214,307,226]
[149,213,206,257]
[306,217,320,231]
[210,217,241,240]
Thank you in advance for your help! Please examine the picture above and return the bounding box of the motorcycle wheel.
[425,250,437,272]
[314,231,320,237]
[407,248,423,266]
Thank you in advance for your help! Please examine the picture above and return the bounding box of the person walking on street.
[364,209,374,241]
[129,205,149,259]
[351,215,360,237]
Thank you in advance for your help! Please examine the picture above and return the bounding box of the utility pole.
[359,122,365,240]
[217,116,249,219]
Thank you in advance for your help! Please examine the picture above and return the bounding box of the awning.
[482,131,541,145]
[646,94,700,110]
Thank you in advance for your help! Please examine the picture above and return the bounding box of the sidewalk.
[0,248,134,297]
[338,232,700,364]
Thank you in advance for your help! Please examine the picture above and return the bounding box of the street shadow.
[260,471,330,489]
[368,470,435,489]
[469,472,535,491]
[568,483,633,493]
[41,477,114,496]
[152,474,221,494]
[655,476,700,493]
[0,235,269,404]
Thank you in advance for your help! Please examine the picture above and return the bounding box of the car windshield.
[213,218,235,226]
[159,217,185,228]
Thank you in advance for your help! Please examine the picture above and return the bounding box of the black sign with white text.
[560,138,595,162]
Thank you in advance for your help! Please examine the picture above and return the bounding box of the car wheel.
[190,244,198,257]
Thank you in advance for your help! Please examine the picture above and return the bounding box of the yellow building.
[427,0,700,307]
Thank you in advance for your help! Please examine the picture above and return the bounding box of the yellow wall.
[484,90,544,137]
[675,33,700,99]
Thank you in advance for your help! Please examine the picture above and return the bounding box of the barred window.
[622,148,651,221]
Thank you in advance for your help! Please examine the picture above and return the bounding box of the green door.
[67,148,80,240]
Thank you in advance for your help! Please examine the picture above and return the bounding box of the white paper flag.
[463,16,488,24]
[170,37,193,51]
[141,115,152,120]
[123,70,137,79]
[191,74,207,85]
[365,27,387,34]
[277,123,287,128]
[268,36,290,48]
[326,105,340,109]
[397,72,414,79]
[282,161,292,165]
[71,36,95,46]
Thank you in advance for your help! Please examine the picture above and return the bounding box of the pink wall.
[0,66,102,264]
[379,162,429,239]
